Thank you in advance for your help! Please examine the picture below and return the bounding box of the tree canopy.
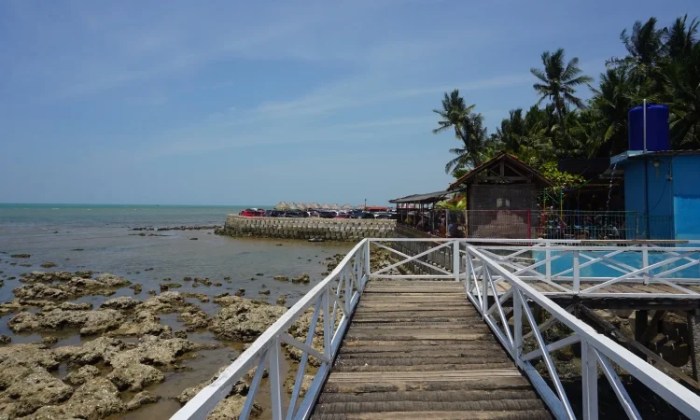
[433,14,700,178]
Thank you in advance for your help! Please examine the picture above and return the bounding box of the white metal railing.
[463,242,700,420]
[171,239,371,420]
[172,238,700,419]
[468,238,700,299]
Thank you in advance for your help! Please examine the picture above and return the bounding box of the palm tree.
[433,90,474,144]
[531,49,592,136]
[494,109,526,153]
[664,41,700,148]
[665,15,698,60]
[442,113,488,174]
[590,67,636,156]
[601,15,699,149]
[433,89,486,172]
[616,18,666,76]
[608,17,667,99]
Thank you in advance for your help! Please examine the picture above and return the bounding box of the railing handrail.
[465,244,700,419]
[464,238,700,245]
[172,237,700,419]
[171,239,370,419]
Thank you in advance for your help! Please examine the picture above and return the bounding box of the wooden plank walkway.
[494,281,700,310]
[311,280,551,419]
[496,281,700,296]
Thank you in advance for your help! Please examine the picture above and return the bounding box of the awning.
[390,190,452,204]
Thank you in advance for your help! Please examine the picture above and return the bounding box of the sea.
[0,203,353,418]
[0,203,353,302]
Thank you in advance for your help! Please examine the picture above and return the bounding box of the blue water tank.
[628,104,670,151]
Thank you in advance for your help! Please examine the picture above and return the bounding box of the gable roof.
[448,152,551,190]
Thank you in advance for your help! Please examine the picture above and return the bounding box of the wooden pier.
[312,280,551,419]
[173,239,700,420]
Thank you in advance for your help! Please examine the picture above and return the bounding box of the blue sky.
[1,1,697,206]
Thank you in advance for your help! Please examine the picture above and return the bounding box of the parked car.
[318,210,337,219]
[349,209,365,218]
[265,210,283,217]
[282,210,309,218]
[239,208,265,217]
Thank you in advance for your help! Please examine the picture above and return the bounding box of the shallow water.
[0,204,353,418]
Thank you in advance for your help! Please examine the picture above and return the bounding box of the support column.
[634,310,648,343]
[688,310,700,381]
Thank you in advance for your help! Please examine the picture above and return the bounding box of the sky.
[1,1,697,206]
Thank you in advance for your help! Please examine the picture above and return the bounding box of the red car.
[239,208,265,217]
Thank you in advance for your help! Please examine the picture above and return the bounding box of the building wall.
[623,162,646,218]
[647,157,674,239]
[220,215,396,241]
[466,184,537,238]
[623,155,700,239]
[673,155,700,240]
[623,158,674,239]
[468,184,537,211]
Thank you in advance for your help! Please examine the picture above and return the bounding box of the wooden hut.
[449,152,551,238]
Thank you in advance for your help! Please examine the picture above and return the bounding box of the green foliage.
[435,195,466,210]
[606,15,700,150]
[452,167,469,179]
[531,48,593,142]
[433,89,491,176]
[539,162,586,209]
[539,162,585,191]
[433,13,700,178]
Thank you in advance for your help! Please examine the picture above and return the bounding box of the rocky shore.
[0,259,347,419]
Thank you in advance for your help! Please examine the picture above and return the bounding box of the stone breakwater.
[218,215,397,241]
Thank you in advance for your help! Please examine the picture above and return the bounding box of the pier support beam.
[689,310,700,381]
[634,310,648,344]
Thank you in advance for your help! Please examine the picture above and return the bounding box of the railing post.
[344,269,352,315]
[513,289,523,367]
[482,266,489,316]
[323,288,332,359]
[453,240,460,282]
[581,340,599,420]
[269,339,284,419]
[465,251,472,293]
[364,240,371,282]
[573,250,580,293]
[642,243,650,284]
[545,240,552,281]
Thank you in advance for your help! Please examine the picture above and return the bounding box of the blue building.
[614,151,700,240]
[611,104,700,240]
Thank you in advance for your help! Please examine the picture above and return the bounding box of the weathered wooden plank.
[337,348,508,359]
[324,368,524,382]
[339,342,502,353]
[361,290,465,295]
[311,279,551,418]
[313,399,549,415]
[332,362,518,373]
[343,331,491,341]
[317,389,542,404]
[313,410,550,420]
[351,314,479,322]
